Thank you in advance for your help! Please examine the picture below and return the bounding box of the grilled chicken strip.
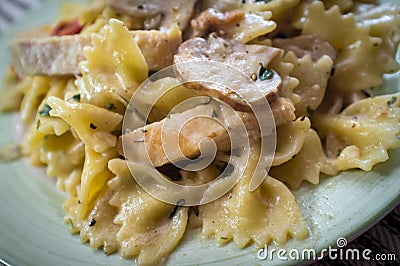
[9,26,182,75]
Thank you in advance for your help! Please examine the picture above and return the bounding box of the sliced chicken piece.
[121,103,263,167]
[10,34,91,76]
[190,8,276,43]
[174,34,283,111]
[191,8,245,37]
[108,0,197,31]
[9,26,182,75]
[272,35,336,62]
[121,96,294,167]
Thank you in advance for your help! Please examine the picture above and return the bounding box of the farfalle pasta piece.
[80,188,121,255]
[108,159,189,265]
[47,96,122,153]
[313,93,400,171]
[19,76,51,124]
[355,3,400,79]
[76,18,148,108]
[200,146,308,248]
[38,132,84,194]
[273,116,311,166]
[324,0,354,12]
[78,146,118,218]
[269,50,301,105]
[282,52,334,116]
[270,129,337,190]
[302,1,397,92]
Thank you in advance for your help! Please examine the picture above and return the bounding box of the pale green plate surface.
[0,1,399,265]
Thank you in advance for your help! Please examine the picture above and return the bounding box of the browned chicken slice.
[121,103,267,167]
[174,34,283,111]
[9,26,182,75]
[108,0,197,30]
[191,8,245,37]
[272,35,336,62]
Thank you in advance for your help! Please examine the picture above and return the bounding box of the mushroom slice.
[174,34,283,111]
[272,35,336,62]
[9,25,182,75]
[108,0,197,30]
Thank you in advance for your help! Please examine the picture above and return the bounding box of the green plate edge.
[0,1,399,265]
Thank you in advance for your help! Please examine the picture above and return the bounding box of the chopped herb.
[211,109,218,118]
[89,218,96,226]
[170,199,185,219]
[137,4,144,9]
[220,237,228,240]
[387,96,397,107]
[223,43,228,48]
[361,89,373,98]
[111,89,149,124]
[306,106,314,116]
[39,104,52,117]
[191,206,199,217]
[203,97,213,105]
[78,200,81,204]
[220,163,234,179]
[36,119,41,130]
[89,123,97,129]
[258,63,274,81]
[330,67,336,76]
[105,102,116,110]
[68,94,81,102]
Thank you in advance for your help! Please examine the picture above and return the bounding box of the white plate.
[0,1,399,265]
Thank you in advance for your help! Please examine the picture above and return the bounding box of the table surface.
[0,0,399,265]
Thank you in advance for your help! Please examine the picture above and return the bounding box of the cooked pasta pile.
[1,0,400,265]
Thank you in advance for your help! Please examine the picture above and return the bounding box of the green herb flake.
[170,199,185,219]
[68,94,81,102]
[36,119,41,130]
[89,218,96,227]
[39,104,52,117]
[387,96,397,107]
[211,109,218,118]
[258,63,274,81]
[203,97,213,105]
[89,123,97,129]
[105,102,116,110]
[306,106,314,116]
[361,89,373,98]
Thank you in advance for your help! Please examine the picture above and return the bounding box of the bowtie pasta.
[1,0,399,265]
